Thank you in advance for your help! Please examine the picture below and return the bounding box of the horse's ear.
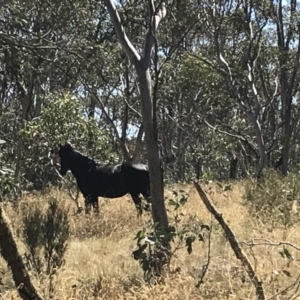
[66,141,73,149]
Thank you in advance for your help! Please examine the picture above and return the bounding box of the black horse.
[54,142,151,215]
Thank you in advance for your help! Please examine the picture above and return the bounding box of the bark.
[229,151,238,179]
[136,66,168,227]
[0,206,43,300]
[275,0,300,175]
[104,0,169,229]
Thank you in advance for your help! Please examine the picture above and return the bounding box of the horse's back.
[121,162,150,194]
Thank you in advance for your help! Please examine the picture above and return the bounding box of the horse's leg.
[84,195,92,214]
[130,193,143,217]
[142,190,151,203]
[91,195,99,215]
[142,191,151,212]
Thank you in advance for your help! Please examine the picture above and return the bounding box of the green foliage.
[244,169,300,228]
[0,140,20,201]
[20,93,116,190]
[202,171,219,183]
[0,166,19,201]
[132,190,209,282]
[22,197,70,296]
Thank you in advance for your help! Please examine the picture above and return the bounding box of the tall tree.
[103,0,169,230]
[270,0,300,175]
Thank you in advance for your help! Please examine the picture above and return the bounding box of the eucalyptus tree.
[104,0,169,232]
[193,0,300,176]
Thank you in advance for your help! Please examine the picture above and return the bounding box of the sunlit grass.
[1,181,300,299]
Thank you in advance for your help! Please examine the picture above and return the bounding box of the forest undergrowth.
[1,179,300,300]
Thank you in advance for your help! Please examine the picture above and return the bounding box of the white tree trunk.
[136,66,168,227]
[104,0,169,229]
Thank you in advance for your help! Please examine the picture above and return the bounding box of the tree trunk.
[137,66,168,228]
[229,151,238,179]
[250,115,268,177]
[104,0,169,231]
[0,206,43,300]
[281,91,292,175]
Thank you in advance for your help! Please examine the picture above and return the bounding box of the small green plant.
[22,197,70,297]
[244,169,300,228]
[202,171,218,183]
[132,190,209,283]
[0,166,20,201]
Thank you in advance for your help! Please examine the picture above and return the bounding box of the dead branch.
[53,168,80,210]
[203,118,258,150]
[268,275,300,300]
[0,205,44,300]
[240,238,300,252]
[196,215,212,288]
[119,73,142,118]
[194,181,265,300]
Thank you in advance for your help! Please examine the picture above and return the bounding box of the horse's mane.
[74,150,102,169]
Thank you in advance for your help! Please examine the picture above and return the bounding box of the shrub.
[132,190,209,283]
[20,92,116,190]
[22,197,70,297]
[244,169,300,228]
[0,140,21,201]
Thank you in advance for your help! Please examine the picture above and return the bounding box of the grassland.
[1,181,300,300]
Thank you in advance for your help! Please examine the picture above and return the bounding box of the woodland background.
[2,0,300,193]
[1,0,300,299]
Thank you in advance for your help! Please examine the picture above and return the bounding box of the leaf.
[185,235,196,254]
[282,270,292,277]
[198,233,204,242]
[279,248,294,260]
[179,195,188,205]
[201,224,210,231]
[172,190,178,197]
[168,200,177,206]
[223,185,232,192]
[132,245,147,260]
[283,248,293,260]
[216,182,223,189]
[134,230,145,240]
[142,259,150,272]
[0,168,14,175]
[177,229,189,237]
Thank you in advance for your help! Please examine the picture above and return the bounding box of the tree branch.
[203,117,259,156]
[103,0,141,66]
[240,238,300,252]
[119,72,142,118]
[131,123,144,161]
[143,2,167,67]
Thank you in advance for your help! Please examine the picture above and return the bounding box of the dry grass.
[1,181,300,299]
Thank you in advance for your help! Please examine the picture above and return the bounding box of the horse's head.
[56,141,74,176]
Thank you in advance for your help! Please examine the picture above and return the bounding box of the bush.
[0,140,21,202]
[132,190,208,283]
[22,197,70,297]
[244,169,300,228]
[20,92,116,190]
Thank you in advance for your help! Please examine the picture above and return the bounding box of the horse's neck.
[69,154,94,178]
